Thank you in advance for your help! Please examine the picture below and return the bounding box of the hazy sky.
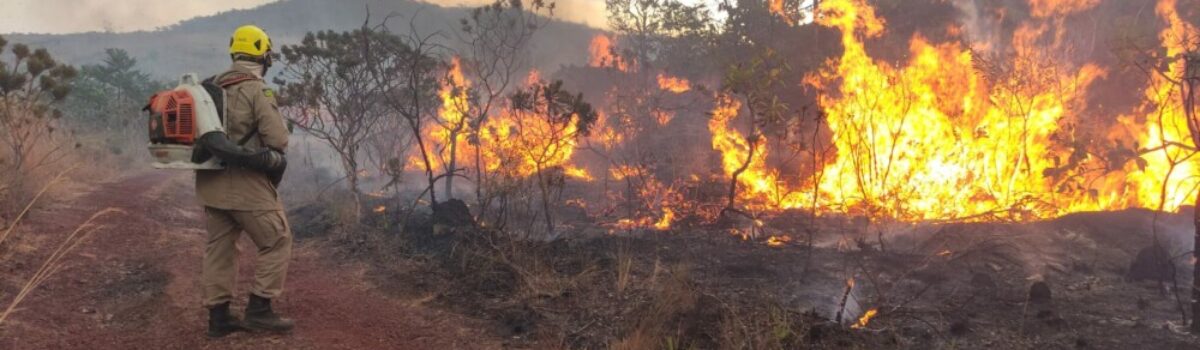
[0,0,629,34]
[0,0,279,34]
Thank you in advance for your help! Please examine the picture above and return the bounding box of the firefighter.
[198,24,294,338]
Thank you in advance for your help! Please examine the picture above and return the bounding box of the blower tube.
[194,131,287,184]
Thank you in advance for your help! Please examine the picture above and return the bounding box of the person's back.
[199,24,295,339]
[195,60,289,210]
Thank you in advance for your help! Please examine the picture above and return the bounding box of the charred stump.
[1127,244,1174,282]
[433,199,476,228]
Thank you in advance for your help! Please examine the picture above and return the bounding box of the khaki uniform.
[198,61,292,307]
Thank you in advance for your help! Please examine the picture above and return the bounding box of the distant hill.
[5,0,599,81]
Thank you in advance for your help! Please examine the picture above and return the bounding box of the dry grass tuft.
[0,163,79,249]
[0,207,125,326]
[615,242,634,296]
[610,263,697,350]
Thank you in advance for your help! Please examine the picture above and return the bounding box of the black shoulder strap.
[237,128,259,146]
[200,76,226,124]
[206,74,261,147]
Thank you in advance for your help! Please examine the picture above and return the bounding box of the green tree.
[64,48,166,155]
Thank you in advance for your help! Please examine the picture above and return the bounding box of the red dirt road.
[1,172,501,349]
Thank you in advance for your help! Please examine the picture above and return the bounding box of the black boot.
[244,294,295,332]
[207,302,245,338]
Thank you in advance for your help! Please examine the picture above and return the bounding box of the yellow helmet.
[229,25,272,57]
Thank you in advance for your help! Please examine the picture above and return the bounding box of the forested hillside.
[4,0,597,79]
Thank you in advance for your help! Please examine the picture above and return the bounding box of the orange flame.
[851,308,878,329]
[1028,0,1099,18]
[657,73,691,93]
[1122,0,1200,212]
[782,0,1126,220]
[589,34,629,72]
[653,208,675,230]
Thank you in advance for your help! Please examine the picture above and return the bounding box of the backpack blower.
[145,73,285,174]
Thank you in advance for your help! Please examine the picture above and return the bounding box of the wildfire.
[657,73,691,93]
[709,94,808,210]
[766,235,791,247]
[768,0,795,25]
[564,165,594,182]
[653,208,675,230]
[1122,0,1200,212]
[851,308,878,329]
[652,110,673,126]
[589,34,629,72]
[392,0,1200,232]
[702,0,1185,221]
[410,56,472,173]
[1028,0,1099,18]
[612,209,674,231]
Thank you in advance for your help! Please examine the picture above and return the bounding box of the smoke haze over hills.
[2,0,599,80]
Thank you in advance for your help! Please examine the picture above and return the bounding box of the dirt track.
[0,172,500,349]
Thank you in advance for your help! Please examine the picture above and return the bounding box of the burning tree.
[507,79,598,234]
[712,49,797,217]
[449,0,554,212]
[370,25,446,211]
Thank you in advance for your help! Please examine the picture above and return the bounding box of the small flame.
[589,34,628,71]
[653,110,674,126]
[656,73,691,93]
[566,198,588,208]
[766,235,791,247]
[564,166,594,181]
[373,205,387,213]
[769,0,796,25]
[653,208,675,230]
[851,308,878,329]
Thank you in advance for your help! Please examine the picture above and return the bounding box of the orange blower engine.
[146,73,225,169]
[144,73,286,178]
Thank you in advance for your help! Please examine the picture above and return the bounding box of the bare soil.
[0,172,500,349]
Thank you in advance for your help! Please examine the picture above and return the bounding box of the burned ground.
[285,197,1200,349]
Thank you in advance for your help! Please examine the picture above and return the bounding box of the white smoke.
[421,0,609,28]
[951,0,1003,53]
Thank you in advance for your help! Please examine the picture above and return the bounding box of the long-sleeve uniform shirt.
[195,61,290,211]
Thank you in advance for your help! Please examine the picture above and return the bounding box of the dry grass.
[0,207,125,327]
[615,242,634,296]
[610,263,697,350]
[0,163,79,250]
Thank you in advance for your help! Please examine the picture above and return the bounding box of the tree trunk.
[1192,192,1200,333]
[411,125,438,205]
[537,167,554,235]
[726,139,758,213]
[345,160,362,224]
[444,130,459,200]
